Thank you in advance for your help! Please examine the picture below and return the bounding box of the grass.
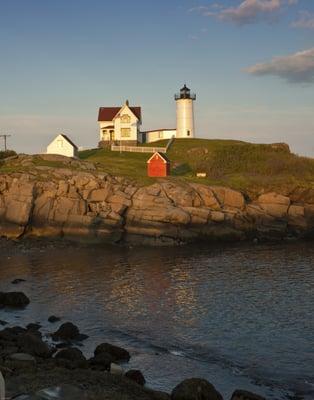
[1,140,313,193]
[79,148,155,184]
[79,139,314,192]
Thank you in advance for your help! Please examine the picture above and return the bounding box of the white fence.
[111,145,167,153]
[111,136,175,154]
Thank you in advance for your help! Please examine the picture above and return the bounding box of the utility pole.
[0,134,11,151]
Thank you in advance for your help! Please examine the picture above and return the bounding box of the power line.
[0,134,11,151]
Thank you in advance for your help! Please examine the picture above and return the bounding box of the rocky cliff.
[0,155,314,245]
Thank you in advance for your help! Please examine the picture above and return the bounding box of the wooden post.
[0,134,11,151]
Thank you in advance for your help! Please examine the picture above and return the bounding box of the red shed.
[147,152,170,177]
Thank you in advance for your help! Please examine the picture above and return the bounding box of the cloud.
[190,0,298,25]
[245,48,314,83]
[292,11,314,29]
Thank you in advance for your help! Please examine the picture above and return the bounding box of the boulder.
[9,353,36,364]
[28,384,89,400]
[257,192,290,218]
[160,182,202,207]
[94,342,130,362]
[89,188,110,202]
[55,347,86,362]
[211,187,245,210]
[54,348,87,369]
[171,378,223,400]
[89,352,112,371]
[11,278,26,285]
[110,363,124,376]
[125,369,146,386]
[210,211,225,222]
[0,371,4,400]
[17,332,50,358]
[230,389,266,400]
[51,322,87,341]
[288,204,307,229]
[26,323,41,331]
[0,326,27,342]
[48,315,60,323]
[191,184,221,209]
[0,292,30,308]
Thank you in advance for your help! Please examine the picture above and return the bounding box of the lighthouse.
[175,84,196,138]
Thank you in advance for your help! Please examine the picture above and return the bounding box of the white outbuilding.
[46,134,78,158]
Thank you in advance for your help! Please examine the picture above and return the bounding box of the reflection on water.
[0,240,313,399]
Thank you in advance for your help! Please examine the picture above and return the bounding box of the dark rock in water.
[0,326,26,342]
[94,342,130,362]
[125,369,146,386]
[26,323,42,335]
[54,347,87,369]
[75,333,89,341]
[0,292,30,308]
[230,389,266,400]
[55,342,73,349]
[48,315,61,323]
[89,352,112,371]
[171,378,223,400]
[51,322,87,341]
[11,278,26,285]
[0,320,8,326]
[17,332,51,358]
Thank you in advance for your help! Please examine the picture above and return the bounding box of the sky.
[0,0,314,156]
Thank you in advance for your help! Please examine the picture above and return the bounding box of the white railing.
[111,136,175,154]
[111,145,167,153]
[166,135,175,151]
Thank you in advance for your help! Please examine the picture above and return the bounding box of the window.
[121,114,131,123]
[57,140,63,148]
[187,130,190,136]
[158,131,163,139]
[121,128,131,137]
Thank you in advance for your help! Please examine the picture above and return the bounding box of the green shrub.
[0,150,16,160]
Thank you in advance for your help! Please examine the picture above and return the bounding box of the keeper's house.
[98,101,142,147]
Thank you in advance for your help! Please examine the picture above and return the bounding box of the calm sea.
[0,239,313,399]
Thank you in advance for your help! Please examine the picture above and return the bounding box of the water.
[0,239,313,399]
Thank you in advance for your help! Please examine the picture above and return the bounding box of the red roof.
[98,106,141,122]
[147,152,170,164]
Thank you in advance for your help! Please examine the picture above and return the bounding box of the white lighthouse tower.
[175,84,196,138]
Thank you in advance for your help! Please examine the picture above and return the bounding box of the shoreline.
[1,242,313,400]
[0,319,266,400]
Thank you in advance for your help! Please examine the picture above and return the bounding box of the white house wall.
[145,130,176,143]
[47,135,77,158]
[114,105,140,142]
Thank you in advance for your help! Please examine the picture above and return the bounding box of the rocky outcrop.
[0,162,314,245]
[0,292,30,308]
[94,343,131,362]
[51,322,87,342]
[171,378,223,400]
